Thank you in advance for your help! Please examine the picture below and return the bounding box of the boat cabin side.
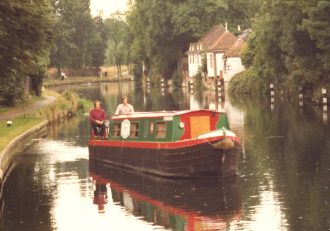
[108,110,230,142]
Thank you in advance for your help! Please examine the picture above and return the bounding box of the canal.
[0,81,329,231]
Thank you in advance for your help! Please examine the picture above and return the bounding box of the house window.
[130,122,139,138]
[155,122,166,138]
[112,123,121,137]
[209,54,213,68]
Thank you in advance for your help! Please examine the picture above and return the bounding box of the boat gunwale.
[88,134,240,149]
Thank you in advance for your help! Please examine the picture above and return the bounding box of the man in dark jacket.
[89,100,106,138]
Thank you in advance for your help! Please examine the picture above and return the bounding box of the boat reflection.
[90,161,241,230]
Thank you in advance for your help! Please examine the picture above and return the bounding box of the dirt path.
[0,95,56,121]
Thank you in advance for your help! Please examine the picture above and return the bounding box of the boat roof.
[111,109,221,120]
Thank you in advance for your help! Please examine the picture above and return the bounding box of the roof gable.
[197,25,226,49]
[208,31,237,52]
[225,37,246,57]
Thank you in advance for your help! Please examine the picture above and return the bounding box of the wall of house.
[188,53,201,77]
[206,52,225,77]
[223,57,245,82]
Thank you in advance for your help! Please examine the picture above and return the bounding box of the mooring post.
[270,83,275,110]
[299,86,303,106]
[189,79,194,94]
[161,78,165,94]
[322,88,327,111]
[322,88,328,123]
[218,76,222,100]
[212,51,219,110]
[147,77,150,93]
[218,71,225,103]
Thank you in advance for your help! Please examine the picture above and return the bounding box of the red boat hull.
[88,137,241,178]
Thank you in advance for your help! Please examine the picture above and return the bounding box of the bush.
[228,68,267,97]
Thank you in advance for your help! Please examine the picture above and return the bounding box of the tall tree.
[50,0,97,73]
[104,14,129,77]
[88,15,107,70]
[0,0,53,105]
[242,0,329,91]
[302,1,330,84]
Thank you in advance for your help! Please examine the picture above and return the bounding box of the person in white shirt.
[115,96,134,115]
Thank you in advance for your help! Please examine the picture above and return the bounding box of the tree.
[242,0,329,92]
[88,15,107,70]
[302,1,330,84]
[104,14,130,77]
[50,0,100,74]
[0,0,53,105]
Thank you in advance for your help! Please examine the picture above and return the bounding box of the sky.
[90,0,129,18]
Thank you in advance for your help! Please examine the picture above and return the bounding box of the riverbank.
[228,70,329,106]
[0,65,134,180]
[44,66,131,87]
[44,75,131,87]
[0,89,92,181]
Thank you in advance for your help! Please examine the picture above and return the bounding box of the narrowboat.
[88,109,241,178]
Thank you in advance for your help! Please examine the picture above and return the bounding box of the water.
[0,82,329,231]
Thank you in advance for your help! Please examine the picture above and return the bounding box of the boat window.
[112,123,121,137]
[130,122,139,138]
[156,122,166,138]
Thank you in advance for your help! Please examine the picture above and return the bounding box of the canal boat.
[88,109,241,178]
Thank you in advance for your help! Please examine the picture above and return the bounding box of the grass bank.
[0,116,42,152]
[228,69,330,105]
[0,90,92,152]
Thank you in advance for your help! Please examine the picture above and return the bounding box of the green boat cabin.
[108,110,230,142]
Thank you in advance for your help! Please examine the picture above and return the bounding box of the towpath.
[0,95,56,121]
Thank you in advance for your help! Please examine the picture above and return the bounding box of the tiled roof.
[225,37,246,57]
[187,25,226,54]
[208,31,237,52]
[198,25,226,49]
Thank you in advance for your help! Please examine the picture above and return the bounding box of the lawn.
[0,116,43,152]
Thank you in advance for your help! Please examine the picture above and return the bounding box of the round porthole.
[179,122,184,128]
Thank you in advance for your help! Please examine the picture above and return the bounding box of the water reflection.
[89,161,242,230]
[0,82,328,230]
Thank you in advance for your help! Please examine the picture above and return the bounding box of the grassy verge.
[0,90,92,153]
[0,116,43,151]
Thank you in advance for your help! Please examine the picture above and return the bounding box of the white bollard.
[270,83,275,109]
[322,88,327,112]
[298,86,303,106]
